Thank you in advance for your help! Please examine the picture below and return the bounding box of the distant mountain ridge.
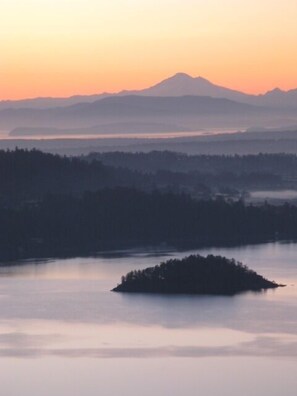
[4,95,268,133]
[133,73,252,103]
[256,87,297,108]
[1,74,297,135]
[1,73,296,110]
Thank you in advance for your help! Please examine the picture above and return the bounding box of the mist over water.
[250,190,297,201]
[0,242,296,395]
[0,128,239,140]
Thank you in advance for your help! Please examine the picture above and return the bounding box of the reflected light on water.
[0,242,296,395]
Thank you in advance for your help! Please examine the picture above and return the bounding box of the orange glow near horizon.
[1,0,297,100]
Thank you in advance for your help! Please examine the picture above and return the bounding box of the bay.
[0,242,296,395]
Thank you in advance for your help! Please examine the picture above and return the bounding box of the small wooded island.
[112,254,281,295]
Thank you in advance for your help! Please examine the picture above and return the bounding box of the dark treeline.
[0,149,289,207]
[150,169,281,196]
[85,151,297,177]
[2,149,297,262]
[84,150,297,193]
[1,188,297,262]
[0,149,274,206]
[86,151,295,184]
[0,148,149,205]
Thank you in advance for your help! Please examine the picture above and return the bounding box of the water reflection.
[0,242,295,355]
[0,316,296,360]
[250,190,297,200]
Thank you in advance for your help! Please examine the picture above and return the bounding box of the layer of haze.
[1,0,297,99]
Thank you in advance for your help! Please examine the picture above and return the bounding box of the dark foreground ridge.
[112,255,281,295]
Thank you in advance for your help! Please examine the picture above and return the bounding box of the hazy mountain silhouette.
[0,93,112,110]
[5,95,267,133]
[255,87,297,108]
[64,95,259,116]
[133,73,297,108]
[1,73,296,112]
[1,74,296,135]
[134,73,252,102]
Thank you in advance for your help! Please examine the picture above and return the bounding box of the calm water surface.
[0,242,296,395]
[249,189,297,202]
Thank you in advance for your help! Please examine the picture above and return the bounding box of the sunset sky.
[1,0,297,99]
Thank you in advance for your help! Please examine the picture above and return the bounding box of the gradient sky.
[1,0,297,99]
